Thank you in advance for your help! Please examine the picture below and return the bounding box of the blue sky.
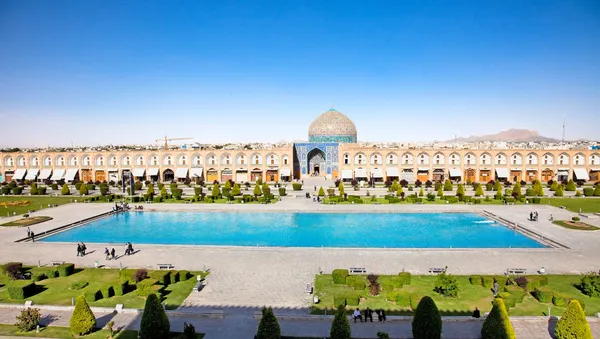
[1,0,599,147]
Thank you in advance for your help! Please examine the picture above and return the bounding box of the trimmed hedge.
[84,290,102,302]
[398,272,412,285]
[70,296,96,336]
[469,275,482,285]
[345,293,360,306]
[481,298,516,339]
[552,294,568,307]
[503,285,525,303]
[482,276,494,288]
[412,296,442,339]
[333,295,346,307]
[533,286,554,303]
[100,285,114,299]
[382,283,395,292]
[497,293,516,309]
[118,269,136,283]
[332,269,349,284]
[57,263,75,277]
[136,279,159,297]
[493,276,508,287]
[149,271,171,286]
[112,280,128,296]
[554,300,592,339]
[170,271,180,283]
[178,270,191,281]
[353,281,366,291]
[70,281,89,290]
[410,294,423,311]
[395,292,411,307]
[7,282,36,299]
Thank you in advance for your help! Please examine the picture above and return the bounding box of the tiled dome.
[308,109,357,143]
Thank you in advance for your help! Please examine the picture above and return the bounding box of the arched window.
[559,154,569,165]
[402,153,414,165]
[69,156,78,167]
[370,154,381,165]
[123,156,131,166]
[193,155,203,165]
[164,155,173,166]
[344,154,349,165]
[136,155,145,166]
[209,155,217,165]
[282,155,289,165]
[237,154,246,165]
[44,156,52,167]
[31,157,39,167]
[150,155,159,166]
[5,157,14,167]
[56,156,65,167]
[178,155,188,165]
[223,154,232,165]
[386,153,397,165]
[109,156,118,166]
[449,153,459,165]
[354,154,365,165]
[96,156,105,166]
[83,156,91,166]
[252,154,262,165]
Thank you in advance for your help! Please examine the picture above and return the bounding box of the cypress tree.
[512,182,521,197]
[256,306,281,339]
[61,184,70,195]
[30,183,38,195]
[139,293,170,339]
[456,184,465,197]
[224,180,232,190]
[318,186,325,197]
[146,184,154,196]
[565,179,577,191]
[212,183,221,197]
[437,187,443,197]
[254,183,262,197]
[396,185,403,196]
[443,180,453,191]
[330,305,351,339]
[412,296,442,339]
[475,184,484,197]
[533,180,544,196]
[232,183,241,196]
[390,180,399,192]
[494,180,502,191]
[495,187,503,200]
[554,300,592,339]
[554,185,564,197]
[160,186,168,198]
[594,184,600,196]
[79,183,89,195]
[69,295,96,336]
[550,181,558,191]
[481,298,516,339]
[338,182,345,196]
[262,182,270,196]
[419,187,424,197]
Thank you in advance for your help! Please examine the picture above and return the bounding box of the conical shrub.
[69,295,96,336]
[256,306,281,339]
[481,298,516,339]
[139,293,170,339]
[330,304,351,339]
[554,300,592,339]
[412,296,442,339]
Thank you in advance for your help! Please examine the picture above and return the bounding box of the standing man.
[30,231,35,242]
[110,248,116,260]
[26,227,31,237]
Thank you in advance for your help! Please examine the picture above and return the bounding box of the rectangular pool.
[40,212,544,248]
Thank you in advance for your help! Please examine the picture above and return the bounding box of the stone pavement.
[0,307,599,338]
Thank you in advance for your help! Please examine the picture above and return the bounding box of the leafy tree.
[262,182,271,196]
[433,269,459,297]
[437,187,444,198]
[533,180,544,196]
[475,184,484,197]
[139,293,170,339]
[338,182,345,196]
[554,300,592,339]
[390,180,399,193]
[554,184,564,197]
[160,186,168,198]
[224,180,232,190]
[254,183,262,197]
[256,306,281,339]
[481,298,516,339]
[318,186,325,197]
[212,183,221,197]
[69,296,96,336]
[512,182,521,197]
[486,183,493,191]
[146,184,154,197]
[456,184,465,197]
[79,182,89,195]
[494,180,502,191]
[495,187,503,200]
[565,179,577,191]
[412,296,442,339]
[443,180,453,191]
[30,183,38,195]
[419,188,424,197]
[61,184,70,195]
[15,307,41,332]
[330,305,351,339]
[550,181,558,191]
[231,183,241,196]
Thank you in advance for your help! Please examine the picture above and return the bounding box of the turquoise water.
[41,212,544,248]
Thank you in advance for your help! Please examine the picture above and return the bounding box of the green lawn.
[552,220,600,231]
[541,197,600,213]
[0,325,204,338]
[0,196,73,217]
[1,216,52,227]
[0,267,207,310]
[313,274,600,316]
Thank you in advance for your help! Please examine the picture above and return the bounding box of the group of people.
[133,205,144,210]
[124,242,135,255]
[26,227,35,242]
[103,242,136,260]
[76,242,87,256]
[352,307,386,323]
[112,202,131,212]
[529,211,539,222]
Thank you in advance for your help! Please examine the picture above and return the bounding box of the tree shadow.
[40,313,59,326]
[95,311,118,329]
[548,316,558,338]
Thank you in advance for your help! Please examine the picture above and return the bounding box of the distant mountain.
[448,129,563,143]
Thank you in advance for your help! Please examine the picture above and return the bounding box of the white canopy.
[449,168,461,177]
[341,170,353,179]
[190,168,203,178]
[417,168,429,172]
[133,168,145,177]
[25,168,39,180]
[573,168,590,181]
[64,169,79,181]
[13,169,27,180]
[386,168,399,176]
[495,168,509,178]
[280,168,291,177]
[557,170,569,176]
[50,169,65,181]
[354,168,367,178]
[147,168,159,176]
[39,169,52,180]
[107,168,119,172]
[175,168,188,179]
[371,168,383,178]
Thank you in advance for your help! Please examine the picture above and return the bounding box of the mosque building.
[1,109,599,184]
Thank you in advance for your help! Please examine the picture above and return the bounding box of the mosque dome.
[308,108,357,143]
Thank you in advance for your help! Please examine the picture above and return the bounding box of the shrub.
[101,285,115,298]
[134,269,149,283]
[475,184,484,196]
[503,285,525,303]
[412,296,442,339]
[70,281,89,290]
[139,293,170,339]
[12,186,23,195]
[497,293,516,308]
[382,283,395,293]
[57,263,74,277]
[332,269,349,284]
[554,184,564,196]
[443,180,453,191]
[178,270,191,281]
[583,187,594,196]
[594,184,600,196]
[183,322,196,339]
[469,275,482,285]
[572,216,580,222]
[552,294,568,307]
[70,295,96,336]
[410,294,423,311]
[15,307,41,332]
[256,306,281,339]
[84,290,102,302]
[434,270,459,297]
[149,270,171,286]
[578,272,600,298]
[345,293,360,306]
[38,186,47,195]
[353,281,366,291]
[333,295,346,307]
[554,300,592,339]
[2,262,23,280]
[136,279,159,297]
[292,183,302,191]
[565,179,577,191]
[330,305,351,339]
[377,332,390,339]
[278,187,286,197]
[30,183,38,195]
[112,280,128,296]
[398,272,411,285]
[7,282,36,299]
[395,292,411,307]
[61,184,70,195]
[481,298,516,339]
[493,276,508,287]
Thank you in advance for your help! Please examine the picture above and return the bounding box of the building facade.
[1,109,599,184]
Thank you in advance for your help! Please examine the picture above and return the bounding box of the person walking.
[26,227,31,237]
[104,248,110,260]
[81,243,87,256]
[30,231,35,242]
[77,243,82,256]
[110,248,116,260]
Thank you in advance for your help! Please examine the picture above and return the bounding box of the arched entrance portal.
[163,169,174,182]
[307,148,326,176]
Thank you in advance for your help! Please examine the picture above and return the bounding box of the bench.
[50,261,65,266]
[429,268,445,274]
[193,279,206,292]
[157,264,174,270]
[507,268,527,275]
[305,283,313,294]
[349,267,366,274]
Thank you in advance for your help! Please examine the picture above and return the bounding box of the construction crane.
[156,136,193,150]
